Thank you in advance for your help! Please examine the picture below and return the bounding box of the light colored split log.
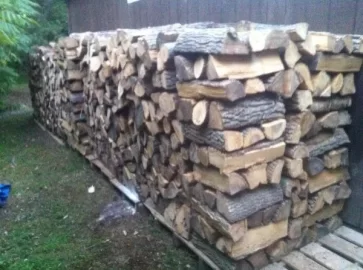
[192,100,208,126]
[273,200,292,223]
[304,201,344,228]
[208,141,286,174]
[174,28,250,55]
[176,98,196,122]
[244,78,265,94]
[309,52,363,72]
[261,119,286,140]
[323,148,349,169]
[171,120,184,144]
[242,163,267,189]
[288,218,303,239]
[280,177,301,198]
[216,185,283,223]
[216,220,288,260]
[191,198,247,242]
[242,127,265,148]
[286,90,313,112]
[174,204,190,239]
[176,79,245,101]
[317,111,339,129]
[193,56,206,79]
[265,69,302,98]
[208,95,285,130]
[164,202,178,226]
[331,73,344,94]
[338,110,352,126]
[311,71,331,97]
[291,198,308,218]
[159,92,178,116]
[145,121,162,135]
[284,158,304,178]
[248,29,289,52]
[308,168,350,193]
[294,62,313,90]
[310,31,344,53]
[206,51,284,80]
[267,159,285,184]
[296,33,316,56]
[193,165,248,195]
[285,143,309,159]
[174,55,195,81]
[341,73,356,96]
[310,97,352,113]
[306,128,350,157]
[285,111,316,143]
[197,147,209,167]
[284,40,301,68]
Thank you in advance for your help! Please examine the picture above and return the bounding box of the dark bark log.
[310,97,352,113]
[304,157,325,176]
[174,55,195,82]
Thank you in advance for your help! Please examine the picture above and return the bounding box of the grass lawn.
[0,88,197,269]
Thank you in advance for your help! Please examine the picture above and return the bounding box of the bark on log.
[265,69,302,98]
[216,185,284,223]
[323,148,349,169]
[308,52,363,72]
[267,159,285,184]
[285,143,309,159]
[208,94,285,130]
[174,55,195,81]
[308,168,350,193]
[285,90,313,112]
[310,97,352,113]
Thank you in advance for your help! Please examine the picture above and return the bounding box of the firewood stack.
[29,21,363,269]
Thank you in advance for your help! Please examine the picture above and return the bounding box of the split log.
[174,55,195,81]
[216,185,283,223]
[323,148,349,169]
[174,28,250,55]
[191,214,219,245]
[265,69,302,98]
[309,31,344,53]
[242,163,267,189]
[338,110,352,126]
[284,40,301,68]
[291,197,308,218]
[192,100,208,126]
[283,158,304,178]
[341,73,356,96]
[311,71,331,97]
[191,198,247,242]
[288,218,303,239]
[308,192,325,214]
[285,90,313,112]
[203,189,217,210]
[176,98,196,121]
[294,62,313,90]
[304,157,325,176]
[248,29,289,52]
[267,159,285,184]
[216,220,288,260]
[303,201,344,227]
[174,204,191,239]
[197,146,210,167]
[308,52,363,72]
[280,177,301,198]
[310,96,352,113]
[206,52,284,80]
[261,119,286,141]
[285,111,315,143]
[273,200,292,223]
[208,94,285,130]
[244,78,265,95]
[176,80,245,101]
[308,168,350,193]
[159,92,178,116]
[285,143,309,159]
[208,140,286,174]
[296,33,316,57]
[331,73,344,94]
[317,111,339,129]
[305,128,350,157]
[193,56,206,79]
[193,165,248,195]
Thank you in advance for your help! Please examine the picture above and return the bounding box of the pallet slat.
[261,262,288,270]
[282,251,328,270]
[334,226,363,248]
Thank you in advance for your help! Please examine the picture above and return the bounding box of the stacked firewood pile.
[29,21,363,269]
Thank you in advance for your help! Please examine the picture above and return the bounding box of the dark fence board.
[329,0,356,34]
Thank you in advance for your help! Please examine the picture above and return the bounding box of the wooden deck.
[263,226,363,270]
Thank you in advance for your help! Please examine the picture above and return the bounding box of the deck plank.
[334,226,363,248]
[301,242,354,270]
[261,262,288,270]
[319,234,363,265]
[282,251,328,270]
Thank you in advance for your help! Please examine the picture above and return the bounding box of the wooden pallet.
[262,226,363,270]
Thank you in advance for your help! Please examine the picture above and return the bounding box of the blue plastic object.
[0,184,11,207]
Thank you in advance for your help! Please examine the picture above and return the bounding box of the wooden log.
[288,218,303,239]
[308,168,350,193]
[341,73,356,96]
[176,98,196,122]
[303,201,344,227]
[310,96,352,113]
[304,157,325,176]
[267,159,285,184]
[242,163,267,189]
[285,111,316,143]
[208,94,285,130]
[244,78,265,95]
[246,250,269,270]
[203,189,217,210]
[174,28,250,55]
[192,100,208,126]
[309,31,344,53]
[265,69,302,98]
[285,143,309,159]
[193,164,248,195]
[308,52,363,72]
[283,158,303,178]
[338,110,352,126]
[311,71,331,97]
[331,73,344,94]
[280,177,301,198]
[294,62,313,90]
[296,33,316,57]
[261,119,286,140]
[174,55,195,81]
[193,56,206,79]
[284,40,301,68]
[317,111,339,129]
[323,148,349,169]
[308,192,325,214]
[206,51,284,80]
[191,198,247,242]
[305,128,350,157]
[208,140,286,174]
[248,29,289,52]
[174,204,191,239]
[285,90,313,112]
[176,80,245,101]
[291,197,308,218]
[197,146,210,167]
[216,185,283,223]
[159,92,178,116]
[216,220,288,260]
[273,200,292,223]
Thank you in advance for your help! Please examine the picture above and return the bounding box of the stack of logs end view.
[29,21,363,269]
